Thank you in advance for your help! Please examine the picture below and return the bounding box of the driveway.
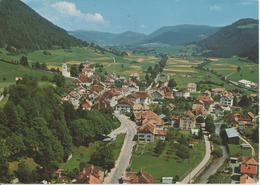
[180,135,211,183]
[104,114,137,184]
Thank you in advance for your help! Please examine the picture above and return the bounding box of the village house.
[77,165,104,184]
[240,174,256,184]
[122,170,154,184]
[92,97,111,111]
[130,91,151,105]
[115,97,134,114]
[174,88,190,98]
[133,103,150,112]
[211,87,225,96]
[220,91,234,107]
[224,128,240,144]
[179,111,196,130]
[81,99,93,110]
[240,157,258,178]
[137,122,166,142]
[160,114,174,127]
[187,83,197,93]
[90,84,104,95]
[61,63,71,77]
[160,86,173,99]
[191,104,208,117]
[150,90,164,102]
[233,113,255,130]
[137,122,156,142]
[203,90,212,97]
[196,95,214,106]
[238,79,258,89]
[209,103,230,120]
[128,84,140,93]
[129,72,140,81]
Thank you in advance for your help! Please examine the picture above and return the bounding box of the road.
[104,114,137,184]
[198,145,228,183]
[180,135,211,184]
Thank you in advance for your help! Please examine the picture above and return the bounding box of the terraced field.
[205,57,258,83]
[0,47,159,78]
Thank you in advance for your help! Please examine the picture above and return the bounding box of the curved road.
[104,114,137,184]
[180,135,211,184]
[198,145,228,183]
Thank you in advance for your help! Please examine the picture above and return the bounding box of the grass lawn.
[110,134,126,160]
[130,140,205,183]
[9,157,38,173]
[60,134,125,173]
[0,61,53,89]
[60,142,102,173]
[228,144,252,157]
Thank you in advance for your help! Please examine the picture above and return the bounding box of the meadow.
[205,57,258,83]
[130,140,205,183]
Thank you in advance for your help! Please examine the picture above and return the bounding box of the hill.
[70,25,219,47]
[198,18,259,62]
[145,25,219,45]
[69,30,146,46]
[0,0,84,50]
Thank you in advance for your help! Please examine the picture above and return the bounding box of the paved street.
[198,145,228,183]
[180,135,211,184]
[104,114,137,184]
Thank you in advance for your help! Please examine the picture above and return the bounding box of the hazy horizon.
[22,0,258,34]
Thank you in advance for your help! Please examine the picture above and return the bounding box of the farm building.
[225,128,240,144]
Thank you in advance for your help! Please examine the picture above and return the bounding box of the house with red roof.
[77,165,104,184]
[122,170,154,184]
[240,157,258,178]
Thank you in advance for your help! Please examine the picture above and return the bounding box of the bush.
[175,144,189,159]
[211,148,223,158]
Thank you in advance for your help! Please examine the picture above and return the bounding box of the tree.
[70,64,79,77]
[20,56,28,66]
[168,78,177,88]
[239,95,251,107]
[52,74,65,87]
[205,115,215,134]
[196,116,205,124]
[154,140,166,155]
[16,161,33,183]
[237,66,241,72]
[90,145,115,172]
[0,140,12,183]
[176,144,189,159]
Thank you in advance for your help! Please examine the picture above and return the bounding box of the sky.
[22,0,259,34]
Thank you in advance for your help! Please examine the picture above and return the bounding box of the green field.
[0,61,53,90]
[130,141,205,183]
[60,134,125,173]
[205,57,258,83]
[0,47,159,78]
[228,144,252,157]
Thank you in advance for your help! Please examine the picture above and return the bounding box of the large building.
[220,91,233,107]
[62,63,71,77]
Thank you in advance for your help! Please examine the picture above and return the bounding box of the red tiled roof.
[196,95,214,104]
[242,157,258,166]
[132,91,149,99]
[77,165,104,184]
[118,97,134,107]
[241,164,257,175]
[123,171,154,184]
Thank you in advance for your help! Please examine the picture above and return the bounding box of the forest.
[0,77,119,183]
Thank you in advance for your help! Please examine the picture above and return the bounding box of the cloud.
[209,4,222,12]
[51,1,105,24]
